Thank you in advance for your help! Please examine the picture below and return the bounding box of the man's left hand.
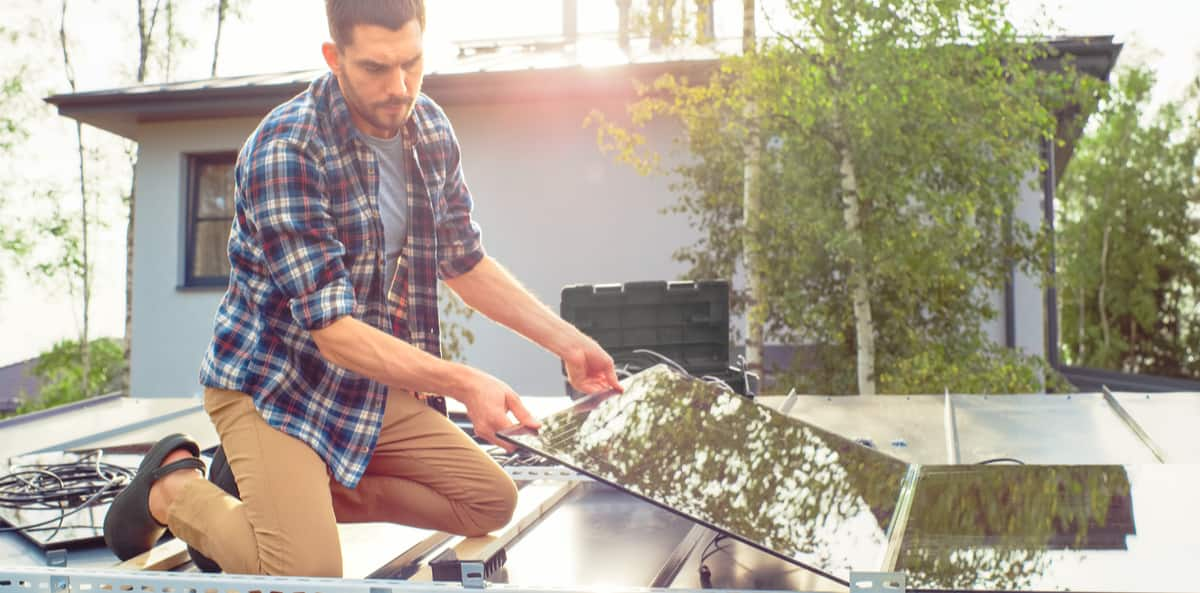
[563,339,623,396]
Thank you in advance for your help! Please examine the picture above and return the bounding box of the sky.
[0,0,1198,368]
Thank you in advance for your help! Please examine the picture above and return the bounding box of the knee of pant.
[260,541,343,578]
[464,474,519,535]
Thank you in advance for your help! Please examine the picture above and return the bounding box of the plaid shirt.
[199,72,485,488]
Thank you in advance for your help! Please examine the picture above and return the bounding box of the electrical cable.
[697,533,757,588]
[699,376,735,393]
[631,349,690,375]
[976,457,1026,465]
[0,451,133,541]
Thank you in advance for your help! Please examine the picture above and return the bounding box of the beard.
[338,69,415,135]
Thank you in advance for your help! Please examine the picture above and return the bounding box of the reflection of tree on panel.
[536,367,908,572]
[898,466,1133,591]
[530,368,1136,589]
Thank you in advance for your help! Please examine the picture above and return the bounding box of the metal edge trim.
[1101,385,1168,464]
[879,463,922,572]
[943,390,960,465]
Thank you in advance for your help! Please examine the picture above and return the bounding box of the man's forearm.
[444,256,584,358]
[311,316,476,398]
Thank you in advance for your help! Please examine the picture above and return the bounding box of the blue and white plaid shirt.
[199,72,485,488]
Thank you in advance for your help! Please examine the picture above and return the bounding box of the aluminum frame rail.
[0,567,805,593]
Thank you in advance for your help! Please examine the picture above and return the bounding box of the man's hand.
[562,338,624,396]
[459,370,540,451]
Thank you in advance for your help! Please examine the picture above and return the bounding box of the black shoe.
[102,433,205,561]
[188,445,240,572]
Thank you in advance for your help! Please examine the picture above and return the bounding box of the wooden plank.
[408,480,578,582]
[111,482,575,576]
[365,530,456,579]
[115,537,190,571]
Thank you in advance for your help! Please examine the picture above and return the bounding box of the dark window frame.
[183,151,237,289]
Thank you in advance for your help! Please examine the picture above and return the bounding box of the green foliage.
[0,26,29,290]
[880,337,1074,395]
[1058,67,1200,376]
[439,282,476,363]
[592,0,1093,394]
[15,338,126,416]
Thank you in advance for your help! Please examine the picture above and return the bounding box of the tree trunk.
[694,0,714,43]
[1098,224,1111,359]
[211,0,227,77]
[1077,287,1085,361]
[832,118,876,395]
[649,0,677,49]
[60,0,91,399]
[616,0,631,51]
[741,0,765,379]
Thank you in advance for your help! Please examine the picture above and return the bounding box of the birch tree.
[592,0,1092,394]
[1058,67,1200,376]
[0,27,28,286]
[58,0,95,398]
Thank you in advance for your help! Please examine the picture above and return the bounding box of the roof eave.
[44,60,720,139]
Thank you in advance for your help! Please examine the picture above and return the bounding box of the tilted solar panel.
[501,365,1200,592]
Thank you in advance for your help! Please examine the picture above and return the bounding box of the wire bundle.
[0,452,134,540]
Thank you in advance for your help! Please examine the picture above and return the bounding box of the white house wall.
[129,100,1050,399]
[443,99,694,395]
[130,100,697,398]
[1012,168,1047,360]
[131,117,263,398]
[980,167,1048,362]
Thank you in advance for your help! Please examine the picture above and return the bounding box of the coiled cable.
[0,451,133,541]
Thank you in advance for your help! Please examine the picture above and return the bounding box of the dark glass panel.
[196,161,236,218]
[190,220,231,279]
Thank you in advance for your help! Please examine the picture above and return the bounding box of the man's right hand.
[458,370,541,450]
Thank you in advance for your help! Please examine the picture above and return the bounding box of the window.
[184,152,236,287]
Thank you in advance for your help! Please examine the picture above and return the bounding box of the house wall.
[1011,169,1048,359]
[131,118,262,397]
[129,98,1050,399]
[129,99,696,398]
[979,168,1047,362]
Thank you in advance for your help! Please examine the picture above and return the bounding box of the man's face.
[322,20,425,139]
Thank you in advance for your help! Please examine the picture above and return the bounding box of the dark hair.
[325,0,425,47]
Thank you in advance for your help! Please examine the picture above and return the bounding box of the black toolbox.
[559,280,756,397]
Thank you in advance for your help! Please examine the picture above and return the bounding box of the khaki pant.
[165,388,518,577]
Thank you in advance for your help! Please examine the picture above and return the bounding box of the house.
[44,36,1121,398]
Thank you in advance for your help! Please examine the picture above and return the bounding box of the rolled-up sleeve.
[241,138,355,330]
[434,124,485,279]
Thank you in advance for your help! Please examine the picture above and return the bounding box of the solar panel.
[501,365,1200,592]
[896,464,1197,593]
[499,365,912,584]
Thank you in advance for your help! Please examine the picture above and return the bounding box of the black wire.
[976,457,1026,465]
[698,533,757,587]
[631,349,690,375]
[700,533,727,563]
[0,451,133,540]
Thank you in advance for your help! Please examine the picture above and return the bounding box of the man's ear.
[321,42,341,72]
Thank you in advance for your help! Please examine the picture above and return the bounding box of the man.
[102,0,621,576]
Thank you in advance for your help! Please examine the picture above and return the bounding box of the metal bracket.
[502,465,592,482]
[850,571,906,593]
[45,550,68,592]
[459,561,486,589]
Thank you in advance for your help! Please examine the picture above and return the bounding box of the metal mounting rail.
[943,389,961,465]
[0,567,792,593]
[1101,385,1169,463]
